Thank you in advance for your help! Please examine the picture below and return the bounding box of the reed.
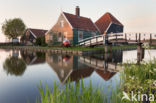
[36,79,123,103]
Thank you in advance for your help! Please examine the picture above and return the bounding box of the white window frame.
[49,35,53,40]
[58,33,62,42]
[78,31,83,41]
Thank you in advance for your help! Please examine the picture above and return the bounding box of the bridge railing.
[78,32,156,46]
[79,35,105,46]
[78,33,124,46]
[107,33,124,40]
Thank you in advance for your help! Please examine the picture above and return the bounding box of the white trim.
[29,57,37,65]
[105,22,112,34]
[45,30,50,35]
[61,12,73,29]
[29,29,37,38]
[62,70,73,85]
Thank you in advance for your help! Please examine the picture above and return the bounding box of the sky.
[0,0,156,42]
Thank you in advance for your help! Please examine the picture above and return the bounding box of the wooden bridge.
[78,33,156,46]
[79,56,122,72]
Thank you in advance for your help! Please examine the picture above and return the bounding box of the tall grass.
[37,79,123,103]
[123,59,156,92]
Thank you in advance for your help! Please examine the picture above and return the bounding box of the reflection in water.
[0,48,153,103]
[96,70,116,81]
[3,56,26,76]
[1,49,126,82]
[46,53,94,84]
[20,50,45,65]
[1,49,146,81]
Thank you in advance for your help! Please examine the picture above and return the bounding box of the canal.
[0,49,156,103]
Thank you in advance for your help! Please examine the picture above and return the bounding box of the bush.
[35,36,47,46]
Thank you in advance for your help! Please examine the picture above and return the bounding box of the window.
[60,20,64,27]
[58,32,62,42]
[49,35,53,40]
[78,31,83,41]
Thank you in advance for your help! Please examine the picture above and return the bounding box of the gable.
[95,12,123,34]
[48,13,73,34]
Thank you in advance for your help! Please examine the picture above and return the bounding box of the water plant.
[122,59,156,102]
[37,79,123,103]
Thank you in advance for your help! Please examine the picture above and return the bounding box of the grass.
[36,79,123,103]
[123,60,156,90]
[0,45,137,51]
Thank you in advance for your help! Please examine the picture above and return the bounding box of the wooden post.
[139,33,141,43]
[125,33,127,42]
[144,34,145,41]
[137,43,145,64]
[150,34,152,45]
[96,37,97,44]
[136,33,138,42]
[90,39,91,46]
[103,35,105,45]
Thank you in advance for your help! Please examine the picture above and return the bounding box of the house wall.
[21,30,36,44]
[45,13,73,45]
[107,24,123,34]
[73,29,100,45]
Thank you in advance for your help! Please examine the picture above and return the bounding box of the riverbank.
[0,45,138,55]
[1,44,156,55]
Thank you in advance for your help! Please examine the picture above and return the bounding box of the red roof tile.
[29,28,47,38]
[95,12,123,34]
[63,12,98,32]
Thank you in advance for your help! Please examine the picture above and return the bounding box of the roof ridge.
[63,12,98,31]
[106,13,123,26]
[63,12,91,20]
[29,28,47,31]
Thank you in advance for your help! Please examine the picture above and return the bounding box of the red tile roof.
[96,70,116,81]
[67,67,94,82]
[29,28,47,38]
[95,12,123,34]
[63,12,98,32]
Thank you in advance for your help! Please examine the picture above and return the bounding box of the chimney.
[76,6,80,17]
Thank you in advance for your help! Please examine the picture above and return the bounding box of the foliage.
[122,59,156,102]
[35,36,47,46]
[3,56,26,76]
[2,18,26,39]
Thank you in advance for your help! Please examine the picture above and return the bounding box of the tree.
[2,18,26,40]
[3,56,27,76]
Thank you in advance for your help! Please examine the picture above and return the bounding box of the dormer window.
[60,20,64,27]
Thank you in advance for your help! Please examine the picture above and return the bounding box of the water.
[0,49,156,103]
